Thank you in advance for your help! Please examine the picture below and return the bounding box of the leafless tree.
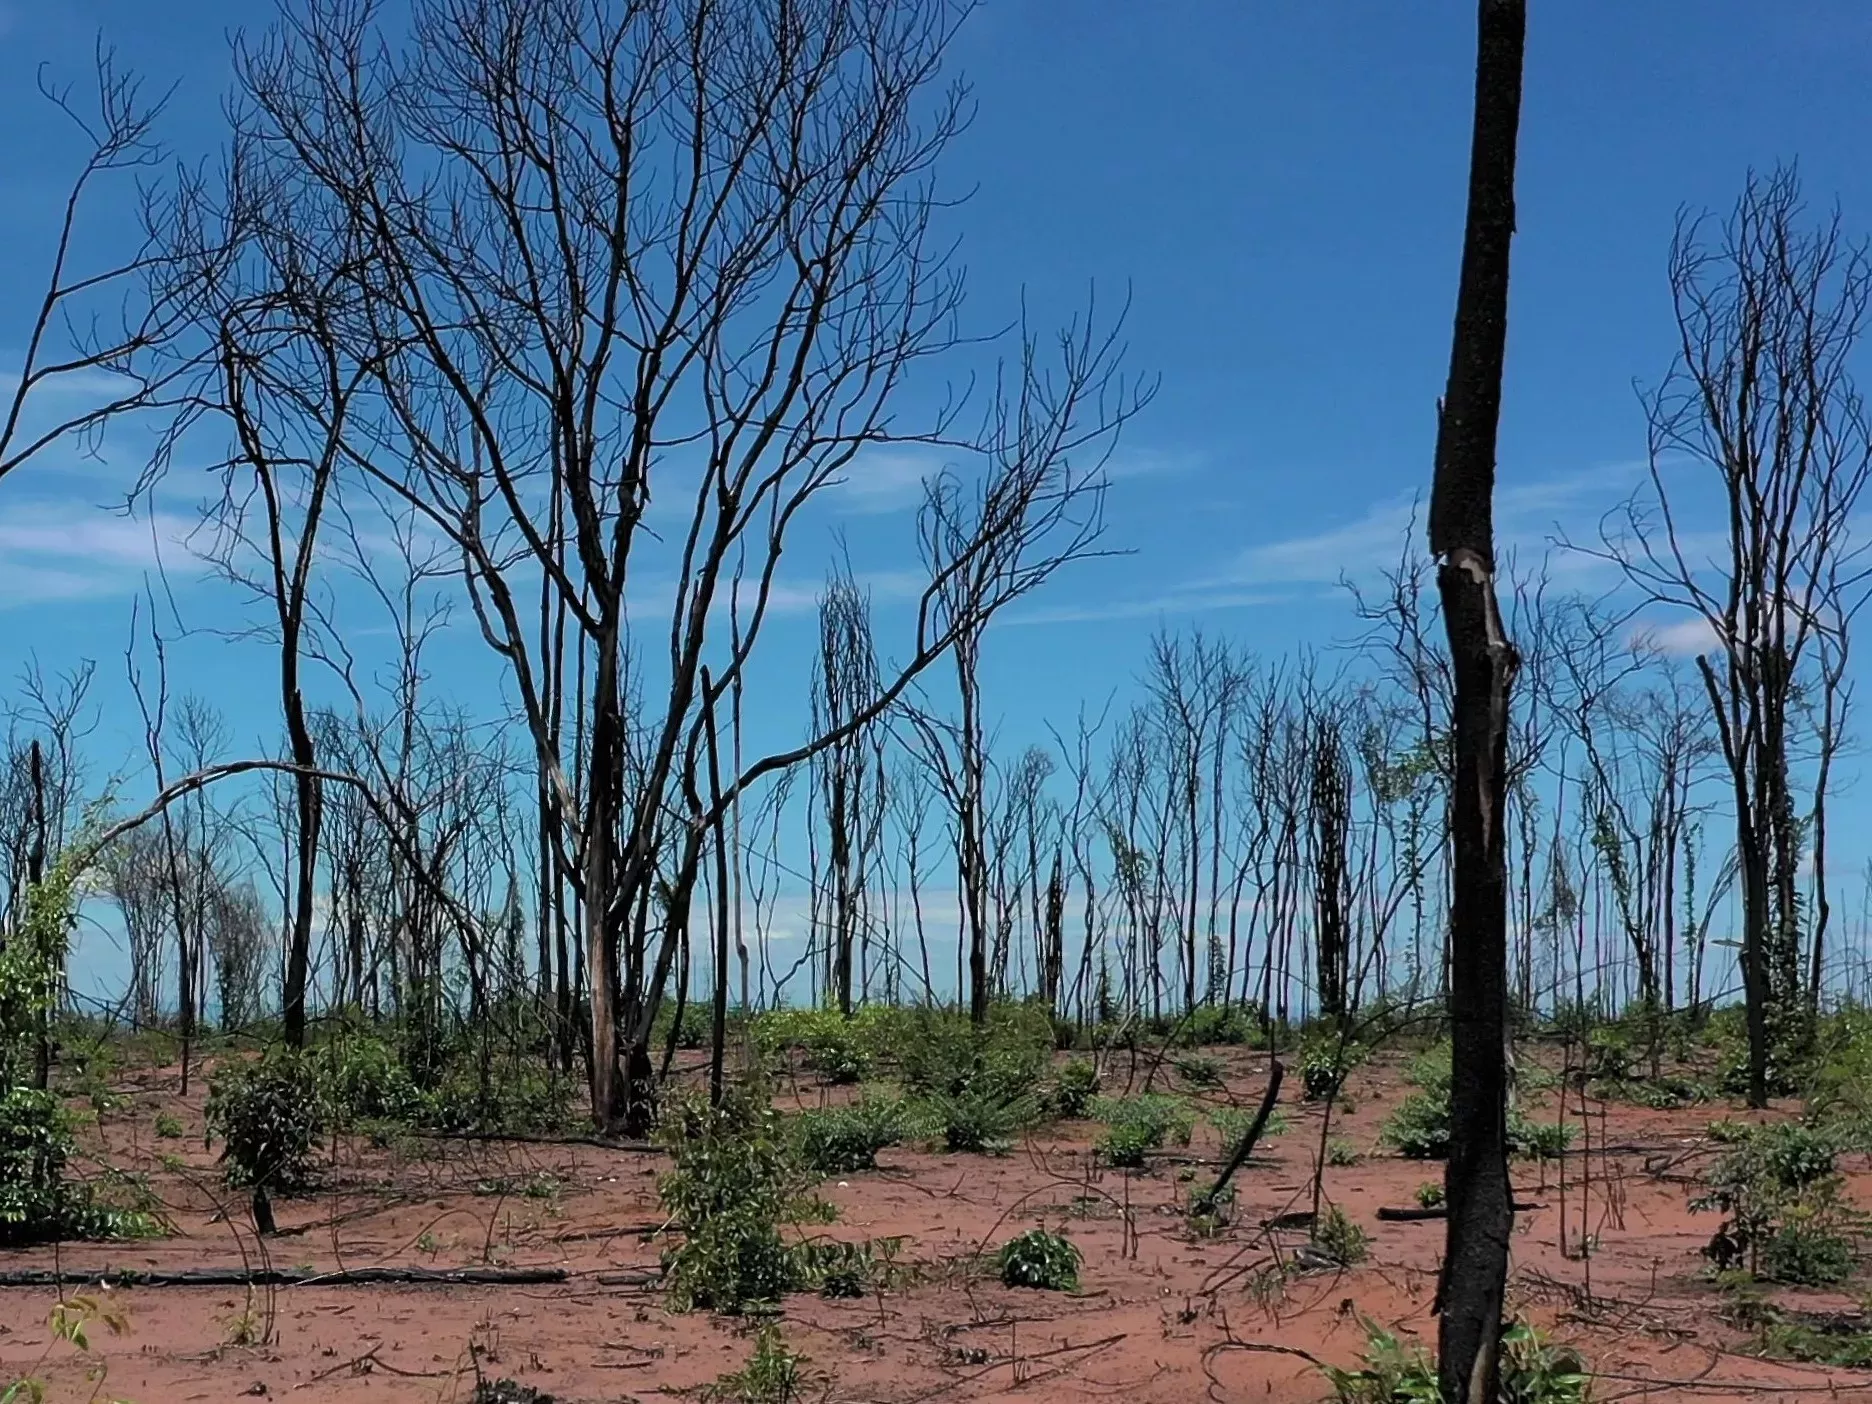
[1584,166,1872,1104]
[1428,2,1525,1398]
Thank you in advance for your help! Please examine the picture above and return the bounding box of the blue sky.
[7,2,1872,996]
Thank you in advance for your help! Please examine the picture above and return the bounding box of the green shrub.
[1324,1316,1588,1404]
[1300,1032,1367,1101]
[802,1020,872,1086]
[1326,1137,1360,1167]
[1382,1091,1449,1160]
[206,1051,326,1195]
[153,1112,184,1140]
[794,1099,905,1175]
[897,1011,1047,1106]
[1382,1082,1574,1162]
[1099,1120,1155,1168]
[926,1087,1037,1154]
[0,1088,76,1245]
[320,1035,429,1125]
[1188,1183,1236,1237]
[427,1060,574,1136]
[1185,1003,1257,1047]
[1210,1105,1290,1152]
[706,1324,811,1403]
[1694,1122,1859,1285]
[1049,1059,1100,1118]
[997,1227,1080,1290]
[1173,1052,1224,1088]
[1094,1093,1192,1166]
[1414,1180,1444,1209]
[1310,1204,1368,1266]
[1584,1026,1634,1082]
[658,1088,820,1313]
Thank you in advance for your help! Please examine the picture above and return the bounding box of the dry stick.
[0,1266,575,1288]
[1200,1058,1286,1206]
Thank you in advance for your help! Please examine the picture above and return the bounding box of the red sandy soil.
[2,1045,1866,1403]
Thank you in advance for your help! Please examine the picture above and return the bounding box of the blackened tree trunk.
[1429,2,1525,1401]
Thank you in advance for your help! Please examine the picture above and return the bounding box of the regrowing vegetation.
[4,1,1872,1402]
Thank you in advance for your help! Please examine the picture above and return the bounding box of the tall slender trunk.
[1430,3,1525,1400]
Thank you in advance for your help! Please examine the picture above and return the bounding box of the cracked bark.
[1429,2,1526,1401]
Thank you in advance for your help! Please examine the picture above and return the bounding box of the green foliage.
[1049,1058,1101,1118]
[926,1086,1038,1154]
[0,1088,157,1245]
[705,1325,811,1404]
[1310,1204,1368,1265]
[1693,1123,1859,1285]
[1184,1002,1258,1047]
[1173,1052,1225,1088]
[1324,1317,1590,1404]
[153,1111,184,1140]
[793,1099,906,1175]
[319,1033,428,1125]
[1187,1183,1235,1237]
[1094,1093,1192,1166]
[426,1059,574,1136]
[1382,1052,1574,1161]
[801,1019,872,1086]
[206,1051,326,1194]
[1300,1031,1367,1101]
[0,850,84,1090]
[997,1227,1081,1290]
[896,1009,1048,1106]
[1382,1091,1450,1160]
[658,1088,820,1313]
[2,1293,130,1404]
[1415,1180,1445,1209]
[0,1089,75,1246]
[1209,1105,1290,1153]
[1325,1137,1360,1167]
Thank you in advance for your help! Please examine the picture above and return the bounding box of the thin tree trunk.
[1429,2,1526,1400]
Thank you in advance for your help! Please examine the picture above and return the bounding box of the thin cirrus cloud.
[0,503,196,605]
[1220,460,1647,589]
[828,444,1190,518]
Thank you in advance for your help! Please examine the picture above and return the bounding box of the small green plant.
[659,1087,822,1313]
[1300,1031,1368,1101]
[1325,1137,1360,1167]
[320,1034,429,1125]
[997,1226,1081,1291]
[794,1099,905,1175]
[1210,1105,1290,1152]
[1187,1183,1236,1238]
[1049,1058,1101,1118]
[153,1111,185,1140]
[706,1324,812,1404]
[1322,1316,1438,1404]
[1694,1123,1859,1285]
[1173,1052,1225,1088]
[206,1049,326,1235]
[1324,1316,1589,1404]
[802,1019,872,1087]
[1310,1204,1368,1266]
[1414,1180,1445,1209]
[1094,1093,1192,1147]
[1099,1120,1154,1168]
[2,1293,130,1404]
[926,1087,1037,1154]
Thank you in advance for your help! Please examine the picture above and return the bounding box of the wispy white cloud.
[1633,616,1719,656]
[1219,460,1647,590]
[0,503,195,606]
[1002,586,1292,627]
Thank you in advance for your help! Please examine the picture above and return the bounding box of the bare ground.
[3,1045,1866,1403]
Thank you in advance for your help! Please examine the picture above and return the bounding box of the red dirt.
[3,1046,1866,1403]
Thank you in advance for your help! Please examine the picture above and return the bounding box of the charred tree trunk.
[1429,2,1526,1400]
